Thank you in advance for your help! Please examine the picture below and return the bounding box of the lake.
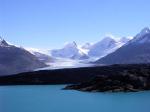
[0,85,150,112]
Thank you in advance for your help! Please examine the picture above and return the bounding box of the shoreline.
[0,64,150,92]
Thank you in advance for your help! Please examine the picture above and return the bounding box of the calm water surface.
[0,85,150,112]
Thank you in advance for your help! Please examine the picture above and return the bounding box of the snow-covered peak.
[81,43,91,49]
[129,27,150,44]
[64,41,77,49]
[100,36,116,44]
[140,27,150,34]
[0,37,9,47]
[50,41,88,60]
[88,36,119,57]
[87,35,132,58]
[61,41,79,55]
[96,36,117,49]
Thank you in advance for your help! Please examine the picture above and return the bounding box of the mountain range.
[88,36,130,58]
[96,27,150,64]
[1,27,150,76]
[49,36,131,60]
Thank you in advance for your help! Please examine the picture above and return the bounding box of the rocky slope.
[0,38,47,76]
[27,48,53,63]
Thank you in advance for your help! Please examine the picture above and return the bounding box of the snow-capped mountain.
[128,27,150,44]
[50,41,89,60]
[96,27,150,64]
[81,43,92,50]
[80,43,92,54]
[0,37,46,76]
[49,36,130,60]
[88,36,130,58]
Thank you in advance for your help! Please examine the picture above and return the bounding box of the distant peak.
[72,41,77,46]
[119,37,131,43]
[136,27,150,38]
[128,27,150,44]
[82,42,91,47]
[0,37,9,46]
[103,36,114,40]
[141,27,150,34]
[81,42,91,49]
[64,41,77,48]
[100,36,116,43]
[137,27,150,37]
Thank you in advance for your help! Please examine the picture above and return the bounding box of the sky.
[0,0,150,49]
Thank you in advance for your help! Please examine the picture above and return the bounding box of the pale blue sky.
[0,0,150,49]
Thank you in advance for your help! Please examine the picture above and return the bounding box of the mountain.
[95,27,150,64]
[88,36,130,58]
[81,43,91,49]
[119,37,132,43]
[27,48,53,63]
[80,43,92,55]
[50,41,89,60]
[0,38,46,76]
[50,37,130,60]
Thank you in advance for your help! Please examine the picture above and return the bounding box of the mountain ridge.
[0,37,47,76]
[96,27,150,64]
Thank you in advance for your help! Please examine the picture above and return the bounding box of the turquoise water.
[0,85,150,112]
